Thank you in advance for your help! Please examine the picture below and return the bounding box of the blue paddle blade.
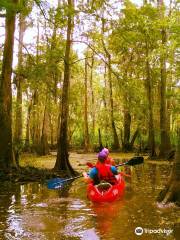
[47,178,65,189]
[47,175,82,189]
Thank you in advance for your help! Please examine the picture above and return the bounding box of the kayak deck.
[87,175,125,202]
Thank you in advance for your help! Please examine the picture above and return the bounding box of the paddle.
[47,156,144,189]
[47,175,82,189]
[86,156,144,168]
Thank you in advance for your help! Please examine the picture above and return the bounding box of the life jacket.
[95,162,118,185]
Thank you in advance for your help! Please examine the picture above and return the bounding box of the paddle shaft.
[47,156,144,189]
[61,157,143,183]
[60,175,82,184]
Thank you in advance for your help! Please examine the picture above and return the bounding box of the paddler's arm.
[110,166,121,181]
[83,167,97,183]
[82,172,92,183]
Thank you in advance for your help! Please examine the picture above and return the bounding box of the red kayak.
[87,174,125,202]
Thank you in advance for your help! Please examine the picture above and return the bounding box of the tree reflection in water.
[0,162,178,240]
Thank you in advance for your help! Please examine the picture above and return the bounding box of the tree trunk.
[108,56,120,150]
[101,18,120,150]
[54,0,75,175]
[14,9,26,165]
[14,7,26,143]
[0,0,18,170]
[31,90,40,149]
[24,97,32,151]
[50,7,59,104]
[145,42,156,158]
[84,55,90,151]
[98,128,103,151]
[123,109,131,152]
[31,22,41,153]
[40,101,49,155]
[159,27,171,157]
[89,53,95,137]
[49,113,54,147]
[130,128,139,149]
[157,129,180,205]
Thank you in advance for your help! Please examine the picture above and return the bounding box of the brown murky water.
[0,153,179,240]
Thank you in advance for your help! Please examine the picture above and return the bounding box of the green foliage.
[3,0,178,153]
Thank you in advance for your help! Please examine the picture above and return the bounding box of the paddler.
[83,151,120,185]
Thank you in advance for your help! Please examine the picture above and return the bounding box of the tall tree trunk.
[31,90,40,148]
[107,55,120,150]
[145,42,156,158]
[0,0,18,170]
[89,53,95,137]
[54,0,75,175]
[101,18,120,150]
[122,70,131,152]
[84,55,89,151]
[24,97,32,151]
[98,128,103,151]
[157,129,180,205]
[49,113,54,147]
[123,109,131,152]
[159,27,171,157]
[130,128,139,149]
[50,5,59,104]
[14,8,26,165]
[14,3,26,144]
[31,22,41,152]
[40,101,49,155]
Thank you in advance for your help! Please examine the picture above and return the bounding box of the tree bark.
[101,19,120,150]
[145,42,156,158]
[31,22,41,152]
[14,8,26,165]
[98,128,103,151]
[24,97,32,151]
[50,5,60,104]
[49,113,54,147]
[14,5,26,144]
[89,53,95,137]
[123,109,131,152]
[0,0,18,170]
[159,27,171,157]
[54,0,75,175]
[108,55,120,150]
[157,129,180,205]
[130,128,139,149]
[40,99,49,156]
[31,90,40,149]
[84,55,90,151]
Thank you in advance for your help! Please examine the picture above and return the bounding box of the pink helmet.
[98,151,107,161]
[102,148,109,155]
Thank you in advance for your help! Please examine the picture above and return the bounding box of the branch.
[14,36,36,65]
[34,0,53,23]
[72,39,121,80]
[70,56,93,65]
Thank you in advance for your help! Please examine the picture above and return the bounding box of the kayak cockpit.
[87,174,125,202]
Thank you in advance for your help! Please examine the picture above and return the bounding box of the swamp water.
[0,154,179,240]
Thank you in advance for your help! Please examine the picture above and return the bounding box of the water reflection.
[91,201,124,238]
[0,163,179,240]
